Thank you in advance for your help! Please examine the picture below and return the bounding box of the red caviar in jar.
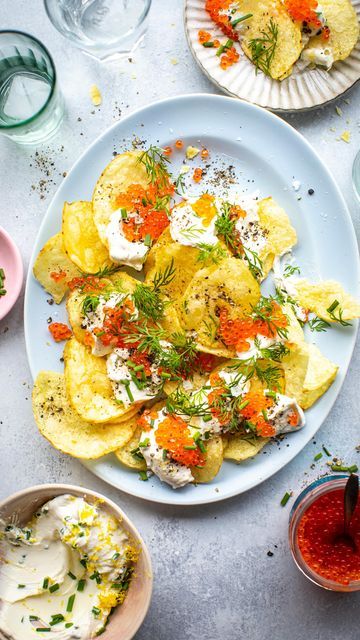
[48,322,72,342]
[297,489,360,585]
[156,415,205,467]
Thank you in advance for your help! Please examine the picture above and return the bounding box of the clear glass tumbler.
[0,31,64,145]
[44,0,152,61]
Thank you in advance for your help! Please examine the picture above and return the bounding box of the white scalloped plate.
[25,95,359,505]
[185,0,360,111]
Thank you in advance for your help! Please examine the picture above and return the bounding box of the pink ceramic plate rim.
[0,226,23,321]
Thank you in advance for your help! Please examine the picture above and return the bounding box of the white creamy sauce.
[140,410,194,489]
[219,3,252,37]
[169,198,219,247]
[234,198,267,255]
[266,392,305,435]
[0,495,131,640]
[235,333,282,360]
[106,348,162,408]
[106,209,149,271]
[300,46,334,70]
[273,256,308,323]
[81,291,130,357]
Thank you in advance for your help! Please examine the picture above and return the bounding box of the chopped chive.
[265,390,277,399]
[121,208,127,219]
[120,379,134,403]
[202,414,213,422]
[77,579,86,591]
[80,558,87,568]
[30,616,39,621]
[184,445,197,450]
[50,614,64,626]
[141,197,148,206]
[231,13,253,27]
[261,409,268,421]
[216,44,225,56]
[133,364,144,372]
[92,606,101,616]
[160,372,171,379]
[322,445,331,457]
[280,492,291,507]
[49,583,59,593]
[203,41,215,47]
[113,552,120,560]
[238,400,250,411]
[18,584,26,589]
[331,464,358,473]
[90,572,101,584]
[162,448,168,460]
[139,438,150,448]
[67,571,76,580]
[66,594,76,612]
[42,577,49,589]
[150,419,155,428]
[225,38,233,48]
[314,452,323,462]
[139,470,148,481]
[111,582,123,589]
[36,629,51,632]
[144,234,152,247]
[65,623,73,628]
[198,440,206,454]
[0,268,4,278]
[193,431,201,442]
[327,300,339,314]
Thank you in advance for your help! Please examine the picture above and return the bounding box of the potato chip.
[258,198,297,276]
[301,344,338,410]
[223,435,269,462]
[144,228,203,302]
[180,257,260,356]
[62,201,113,273]
[291,278,360,322]
[284,303,305,345]
[32,372,135,459]
[64,338,140,423]
[33,233,81,304]
[239,0,302,80]
[281,341,310,404]
[191,436,223,483]
[115,426,147,471]
[303,0,359,62]
[92,151,149,246]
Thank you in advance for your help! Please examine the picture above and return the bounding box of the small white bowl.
[0,227,23,321]
[0,484,153,640]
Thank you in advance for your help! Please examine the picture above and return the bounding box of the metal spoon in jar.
[334,474,359,551]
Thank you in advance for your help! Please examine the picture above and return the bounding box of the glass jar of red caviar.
[289,476,360,592]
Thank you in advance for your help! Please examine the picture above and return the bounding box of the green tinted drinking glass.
[353,150,360,203]
[0,31,64,144]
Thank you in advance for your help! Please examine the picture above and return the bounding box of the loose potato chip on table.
[64,337,140,424]
[32,372,136,459]
[180,256,261,357]
[62,200,113,273]
[92,151,149,247]
[33,233,81,304]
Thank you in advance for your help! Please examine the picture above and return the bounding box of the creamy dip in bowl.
[0,485,152,640]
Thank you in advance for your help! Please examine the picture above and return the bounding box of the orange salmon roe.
[116,182,172,243]
[208,387,231,425]
[84,331,94,348]
[198,29,212,44]
[95,300,137,349]
[156,415,205,468]
[175,139,183,149]
[218,303,288,353]
[220,46,240,70]
[239,391,276,437]
[201,148,209,159]
[191,193,217,226]
[137,409,158,432]
[194,352,218,373]
[285,0,323,27]
[50,270,67,282]
[67,275,107,293]
[205,0,237,39]
[163,146,172,156]
[48,322,72,342]
[193,168,203,183]
[131,351,152,377]
[287,410,299,427]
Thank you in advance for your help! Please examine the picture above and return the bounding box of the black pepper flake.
[308,188,315,195]
[47,317,52,324]
[267,551,274,557]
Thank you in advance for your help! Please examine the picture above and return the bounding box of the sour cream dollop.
[0,495,135,640]
[106,209,149,271]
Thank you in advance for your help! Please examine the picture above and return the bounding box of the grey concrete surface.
[1,1,360,638]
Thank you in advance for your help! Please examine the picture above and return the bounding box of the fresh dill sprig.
[308,315,330,332]
[249,18,278,76]
[82,264,121,278]
[251,296,289,340]
[214,202,238,251]
[166,387,212,419]
[230,357,282,390]
[82,293,101,316]
[196,243,227,265]
[175,172,186,195]
[326,300,352,327]
[254,338,289,362]
[284,264,300,277]
[179,225,206,241]
[138,145,171,189]
[243,247,263,280]
[132,260,175,322]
